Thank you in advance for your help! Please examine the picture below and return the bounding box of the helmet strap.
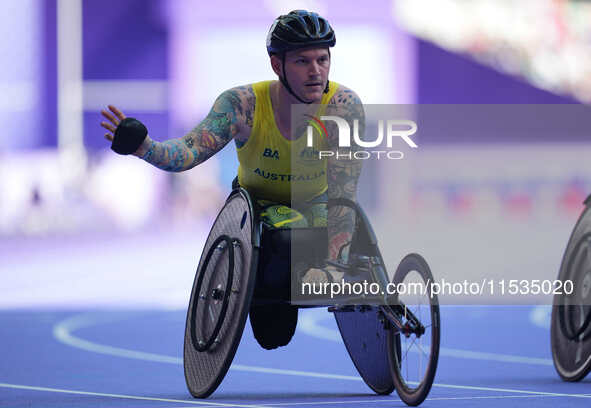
[280,53,313,104]
[324,49,331,94]
[279,52,332,103]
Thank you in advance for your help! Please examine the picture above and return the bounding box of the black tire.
[387,253,440,406]
[184,190,258,398]
[189,235,236,353]
[551,204,591,382]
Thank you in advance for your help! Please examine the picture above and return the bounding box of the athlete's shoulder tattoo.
[325,85,364,262]
[228,85,255,149]
[329,85,362,105]
[324,85,365,154]
[182,84,254,164]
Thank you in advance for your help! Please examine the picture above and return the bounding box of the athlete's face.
[274,48,331,103]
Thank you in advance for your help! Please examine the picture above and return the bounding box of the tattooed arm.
[134,85,254,171]
[326,86,364,263]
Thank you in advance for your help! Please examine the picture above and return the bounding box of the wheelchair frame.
[184,188,440,406]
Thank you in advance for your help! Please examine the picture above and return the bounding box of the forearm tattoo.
[327,88,364,262]
[141,86,254,171]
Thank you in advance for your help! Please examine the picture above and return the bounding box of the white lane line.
[257,393,589,406]
[52,312,586,399]
[299,309,553,366]
[52,313,361,381]
[0,383,264,408]
[436,348,552,366]
[429,382,591,398]
[426,394,584,401]
[53,312,182,365]
[231,365,359,381]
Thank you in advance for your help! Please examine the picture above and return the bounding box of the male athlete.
[101,10,363,349]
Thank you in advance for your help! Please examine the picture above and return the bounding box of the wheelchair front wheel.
[550,203,591,382]
[386,253,440,406]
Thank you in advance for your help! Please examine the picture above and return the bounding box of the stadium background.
[3,0,589,308]
[4,1,591,407]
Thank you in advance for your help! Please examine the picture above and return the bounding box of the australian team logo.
[262,148,279,160]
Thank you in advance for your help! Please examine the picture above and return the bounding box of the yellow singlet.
[237,80,339,204]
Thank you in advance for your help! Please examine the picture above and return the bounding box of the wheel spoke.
[205,298,216,322]
[415,341,429,359]
[403,336,416,366]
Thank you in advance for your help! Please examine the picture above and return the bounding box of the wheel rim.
[392,270,437,394]
[191,235,236,352]
[552,228,591,381]
[558,234,591,342]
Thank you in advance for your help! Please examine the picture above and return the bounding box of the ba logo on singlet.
[263,148,279,160]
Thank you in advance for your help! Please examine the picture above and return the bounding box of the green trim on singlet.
[257,193,327,230]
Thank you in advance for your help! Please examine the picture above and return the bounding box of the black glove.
[111,117,148,155]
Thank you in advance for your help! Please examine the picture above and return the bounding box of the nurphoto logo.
[306,115,418,160]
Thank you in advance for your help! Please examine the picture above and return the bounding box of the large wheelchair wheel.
[387,254,440,406]
[551,196,591,382]
[183,189,259,398]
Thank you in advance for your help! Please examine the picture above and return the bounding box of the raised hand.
[100,105,127,142]
[100,106,148,156]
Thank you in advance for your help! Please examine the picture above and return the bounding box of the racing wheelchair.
[551,194,591,382]
[183,187,440,406]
